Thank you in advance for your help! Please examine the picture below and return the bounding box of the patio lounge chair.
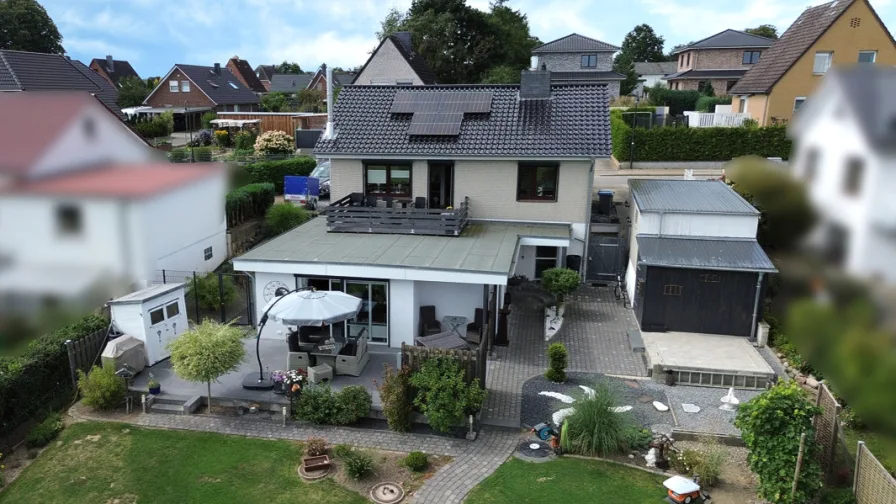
[419,305,441,336]
[466,308,484,344]
[335,335,369,377]
[287,351,311,371]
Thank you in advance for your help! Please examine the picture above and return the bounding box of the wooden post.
[65,339,78,389]
[853,441,864,494]
[792,432,807,500]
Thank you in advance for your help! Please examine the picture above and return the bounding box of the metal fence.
[855,441,896,504]
[815,382,843,483]
[154,269,255,326]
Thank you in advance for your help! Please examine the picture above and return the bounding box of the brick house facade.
[535,52,615,72]
[532,33,624,98]
[145,64,260,113]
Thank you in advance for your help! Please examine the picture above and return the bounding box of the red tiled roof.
[9,163,221,198]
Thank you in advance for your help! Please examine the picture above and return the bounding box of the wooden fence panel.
[401,344,483,385]
[65,329,109,388]
[216,112,327,133]
[815,383,843,483]
[855,441,896,504]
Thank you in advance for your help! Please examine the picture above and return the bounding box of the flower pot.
[149,386,161,395]
[302,455,331,472]
[272,381,287,395]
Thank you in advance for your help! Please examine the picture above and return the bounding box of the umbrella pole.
[242,287,303,390]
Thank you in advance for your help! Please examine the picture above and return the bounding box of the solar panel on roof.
[408,112,463,135]
[389,90,494,136]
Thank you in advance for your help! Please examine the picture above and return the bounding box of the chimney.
[106,55,114,72]
[394,31,414,52]
[529,56,538,70]
[214,63,221,76]
[519,66,551,100]
[324,64,335,139]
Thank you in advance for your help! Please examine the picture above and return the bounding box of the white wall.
[634,209,758,239]
[515,245,536,279]
[416,280,483,334]
[389,279,416,347]
[355,38,426,85]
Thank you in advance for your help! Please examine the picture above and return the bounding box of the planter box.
[301,455,331,472]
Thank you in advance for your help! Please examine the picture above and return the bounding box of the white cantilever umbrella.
[243,289,362,390]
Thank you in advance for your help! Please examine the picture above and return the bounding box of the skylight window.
[207,81,219,88]
[228,82,238,89]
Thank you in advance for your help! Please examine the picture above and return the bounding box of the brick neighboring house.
[664,29,775,96]
[531,33,624,98]
[352,31,437,85]
[226,56,267,93]
[307,64,356,93]
[144,63,260,117]
[89,55,140,88]
[255,64,276,91]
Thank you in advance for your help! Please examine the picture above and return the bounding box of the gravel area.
[664,385,761,436]
[758,345,789,380]
[520,372,673,430]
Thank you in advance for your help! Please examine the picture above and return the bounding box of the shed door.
[639,267,758,337]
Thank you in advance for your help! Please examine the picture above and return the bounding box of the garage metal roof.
[629,179,759,215]
[637,236,777,272]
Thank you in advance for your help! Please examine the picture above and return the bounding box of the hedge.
[647,88,702,115]
[226,182,275,228]
[611,114,792,162]
[695,95,732,113]
[0,314,109,444]
[242,157,316,193]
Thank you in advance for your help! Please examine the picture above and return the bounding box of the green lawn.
[466,457,667,504]
[0,421,367,504]
[842,426,896,473]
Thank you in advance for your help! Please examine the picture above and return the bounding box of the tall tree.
[485,0,539,79]
[377,7,407,40]
[0,0,64,54]
[666,42,692,62]
[614,24,666,96]
[744,24,778,39]
[276,61,302,74]
[117,76,149,108]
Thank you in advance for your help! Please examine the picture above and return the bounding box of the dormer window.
[169,80,178,92]
[581,55,597,68]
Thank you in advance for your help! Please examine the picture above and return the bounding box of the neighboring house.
[731,0,896,126]
[0,49,124,118]
[144,63,260,113]
[532,33,624,97]
[226,56,267,93]
[0,92,227,310]
[633,61,677,97]
[625,179,776,338]
[255,64,277,91]
[89,55,140,88]
[307,64,356,93]
[233,70,611,348]
[789,66,896,284]
[268,73,313,94]
[664,29,775,96]
[352,31,438,85]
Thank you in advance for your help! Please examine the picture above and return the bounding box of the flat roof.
[235,217,570,276]
[109,282,186,305]
[629,179,759,215]
[637,235,777,273]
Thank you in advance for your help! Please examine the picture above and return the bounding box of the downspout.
[749,272,765,341]
[582,157,596,280]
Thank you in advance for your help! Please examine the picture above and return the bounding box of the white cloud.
[640,0,804,39]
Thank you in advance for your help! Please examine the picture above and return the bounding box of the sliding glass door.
[304,277,388,346]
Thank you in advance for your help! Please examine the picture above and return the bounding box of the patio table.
[442,315,468,340]
[415,331,469,350]
[310,341,343,367]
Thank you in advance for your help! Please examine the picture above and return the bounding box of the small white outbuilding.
[107,283,188,366]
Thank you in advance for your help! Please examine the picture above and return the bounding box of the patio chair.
[350,192,364,206]
[466,308,484,345]
[419,305,441,336]
[298,326,323,352]
[335,335,369,377]
[287,351,311,372]
[366,195,378,207]
[414,197,426,209]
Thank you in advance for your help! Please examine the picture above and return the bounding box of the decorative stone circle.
[297,464,330,481]
[518,440,552,459]
[370,482,405,504]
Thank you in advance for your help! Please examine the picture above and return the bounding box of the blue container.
[284,176,320,207]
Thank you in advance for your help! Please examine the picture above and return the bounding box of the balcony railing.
[324,195,470,236]
[683,111,752,128]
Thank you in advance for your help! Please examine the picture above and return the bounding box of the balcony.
[324,194,470,236]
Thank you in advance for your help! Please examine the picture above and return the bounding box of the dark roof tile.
[268,73,313,92]
[674,29,775,54]
[533,33,620,53]
[637,236,777,272]
[88,58,140,86]
[227,57,266,92]
[175,64,259,105]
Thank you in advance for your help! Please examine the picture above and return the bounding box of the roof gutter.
[314,153,609,162]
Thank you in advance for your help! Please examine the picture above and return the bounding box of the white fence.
[684,111,751,128]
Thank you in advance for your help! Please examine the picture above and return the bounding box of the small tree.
[117,76,149,108]
[735,381,823,503]
[701,81,715,96]
[408,357,486,433]
[201,111,217,129]
[265,203,309,236]
[254,130,294,155]
[375,364,413,432]
[540,268,581,304]
[545,343,568,383]
[167,320,247,412]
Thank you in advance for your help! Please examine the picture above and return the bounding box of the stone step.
[149,394,195,405]
[150,403,186,415]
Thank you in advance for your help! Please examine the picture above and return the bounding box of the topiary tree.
[540,268,581,304]
[545,342,568,383]
[167,320,247,412]
[265,203,309,236]
[735,381,823,503]
[254,130,294,155]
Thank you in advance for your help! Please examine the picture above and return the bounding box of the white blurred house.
[0,92,227,309]
[789,65,896,285]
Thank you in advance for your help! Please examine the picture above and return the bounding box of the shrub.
[669,440,725,487]
[624,426,653,451]
[193,129,213,147]
[735,381,823,503]
[25,412,63,448]
[342,450,373,480]
[195,146,213,162]
[562,382,633,456]
[265,203,309,236]
[376,364,413,432]
[819,487,857,504]
[646,88,702,115]
[243,157,316,193]
[201,111,217,129]
[403,451,428,472]
[334,385,372,425]
[408,356,487,433]
[78,365,126,410]
[540,268,580,303]
[234,130,257,151]
[214,129,231,148]
[167,320,247,410]
[695,95,732,112]
[226,182,275,227]
[333,444,353,459]
[305,437,328,457]
[254,130,294,155]
[293,384,371,426]
[188,272,237,311]
[169,148,189,163]
[545,343,568,383]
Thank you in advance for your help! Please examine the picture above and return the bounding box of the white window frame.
[813,52,833,74]
[738,96,748,114]
[793,97,807,113]
[149,305,166,325]
[180,80,191,92]
[169,80,179,92]
[858,50,877,63]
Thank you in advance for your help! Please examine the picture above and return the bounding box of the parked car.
[310,160,330,198]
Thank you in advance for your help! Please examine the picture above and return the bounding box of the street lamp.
[628,94,641,170]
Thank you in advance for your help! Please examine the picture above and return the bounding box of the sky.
[42,0,896,78]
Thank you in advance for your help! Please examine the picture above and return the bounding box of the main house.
[531,33,624,98]
[625,179,776,338]
[352,31,438,86]
[664,29,775,95]
[89,55,141,89]
[0,92,227,312]
[233,69,611,348]
[730,0,896,125]
[789,65,896,284]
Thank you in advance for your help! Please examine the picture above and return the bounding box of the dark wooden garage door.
[639,266,760,336]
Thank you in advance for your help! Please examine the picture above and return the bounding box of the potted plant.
[148,373,161,395]
[271,370,287,395]
[284,369,307,398]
